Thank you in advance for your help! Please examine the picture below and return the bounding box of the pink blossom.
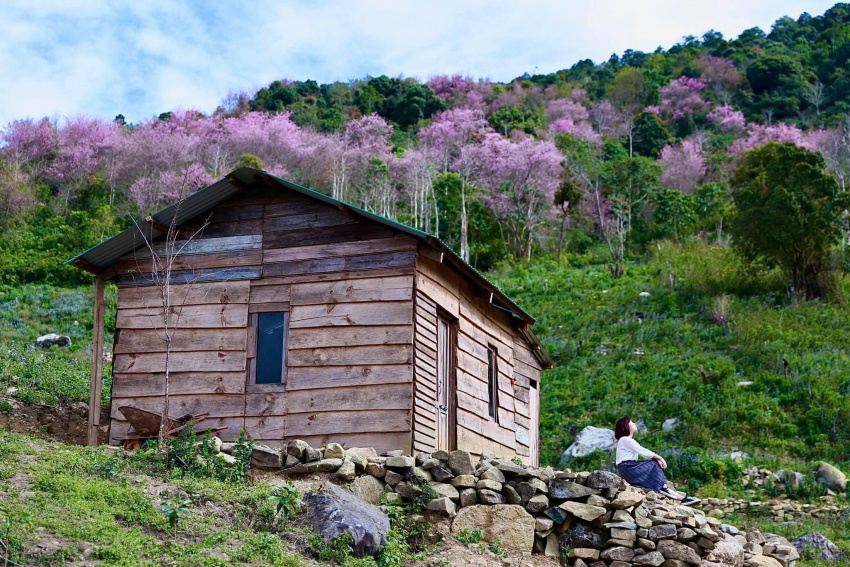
[651,77,711,122]
[659,141,706,194]
[728,123,808,155]
[707,105,746,134]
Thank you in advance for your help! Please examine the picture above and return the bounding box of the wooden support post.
[87,274,106,446]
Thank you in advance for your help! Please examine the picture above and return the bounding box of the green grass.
[0,432,306,566]
[0,283,116,405]
[491,240,850,469]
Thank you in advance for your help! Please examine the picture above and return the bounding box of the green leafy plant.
[489,540,508,558]
[511,456,523,465]
[0,504,28,564]
[455,528,483,546]
[268,480,303,524]
[160,498,192,534]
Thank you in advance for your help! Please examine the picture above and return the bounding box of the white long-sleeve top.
[615,436,657,465]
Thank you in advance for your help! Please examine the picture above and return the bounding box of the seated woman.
[614,416,700,506]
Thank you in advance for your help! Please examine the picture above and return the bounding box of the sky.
[0,0,839,125]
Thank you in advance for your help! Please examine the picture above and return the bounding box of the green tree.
[729,142,848,299]
[632,112,673,158]
[235,154,265,170]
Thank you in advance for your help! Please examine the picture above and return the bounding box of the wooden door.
[529,379,540,466]
[436,314,456,451]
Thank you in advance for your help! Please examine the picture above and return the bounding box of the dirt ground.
[0,396,109,445]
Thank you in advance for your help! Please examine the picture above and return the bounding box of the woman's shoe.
[658,487,678,499]
[681,496,701,507]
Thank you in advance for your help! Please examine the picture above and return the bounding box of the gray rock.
[586,470,626,490]
[560,426,616,465]
[348,475,385,505]
[336,459,356,481]
[451,475,476,488]
[657,540,702,565]
[285,440,310,460]
[634,551,665,566]
[526,494,549,514]
[503,484,523,505]
[324,443,345,460]
[662,418,680,432]
[395,481,421,500]
[386,456,415,469]
[601,547,635,561]
[817,462,847,492]
[706,533,745,567]
[365,462,387,479]
[481,467,506,483]
[517,481,538,502]
[536,517,554,532]
[299,482,390,557]
[559,501,607,521]
[476,479,502,492]
[493,459,534,478]
[478,489,506,505]
[448,450,475,476]
[432,450,449,461]
[36,333,71,348]
[251,446,282,468]
[549,478,601,500]
[384,470,403,487]
[431,465,453,482]
[344,447,378,460]
[305,447,322,462]
[650,524,678,540]
[427,497,456,517]
[459,488,477,507]
[410,467,432,483]
[430,482,459,501]
[792,534,843,563]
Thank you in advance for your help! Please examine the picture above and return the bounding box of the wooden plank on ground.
[287,383,412,414]
[289,301,412,328]
[286,365,412,391]
[264,251,416,279]
[111,371,246,398]
[288,345,412,367]
[118,281,250,309]
[288,326,412,349]
[285,409,411,437]
[114,328,247,354]
[116,303,249,329]
[290,275,414,305]
[113,351,246,374]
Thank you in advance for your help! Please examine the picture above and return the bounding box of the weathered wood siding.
[109,188,416,453]
[413,249,543,463]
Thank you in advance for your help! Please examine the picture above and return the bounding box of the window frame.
[246,305,289,393]
[487,344,499,424]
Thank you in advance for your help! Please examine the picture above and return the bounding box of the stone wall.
[231,440,809,566]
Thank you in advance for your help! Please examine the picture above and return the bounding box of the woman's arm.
[622,437,667,469]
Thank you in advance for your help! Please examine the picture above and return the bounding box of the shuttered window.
[487,345,499,423]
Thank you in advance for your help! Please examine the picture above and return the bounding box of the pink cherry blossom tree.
[648,77,711,123]
[659,141,706,194]
[707,105,747,134]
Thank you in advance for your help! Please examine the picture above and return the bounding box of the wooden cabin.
[69,167,554,464]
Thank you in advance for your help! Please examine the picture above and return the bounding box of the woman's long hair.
[614,416,632,439]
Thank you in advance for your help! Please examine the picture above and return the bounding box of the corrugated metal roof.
[67,167,554,368]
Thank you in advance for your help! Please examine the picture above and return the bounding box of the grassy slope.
[491,242,850,469]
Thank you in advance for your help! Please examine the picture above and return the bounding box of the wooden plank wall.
[109,187,416,454]
[413,249,543,463]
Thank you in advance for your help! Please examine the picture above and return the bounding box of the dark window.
[487,345,499,423]
[253,311,288,384]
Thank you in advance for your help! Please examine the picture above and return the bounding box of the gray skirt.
[617,459,667,492]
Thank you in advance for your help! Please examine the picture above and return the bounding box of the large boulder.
[817,462,847,492]
[451,505,535,553]
[560,426,616,465]
[792,534,843,563]
[298,483,390,557]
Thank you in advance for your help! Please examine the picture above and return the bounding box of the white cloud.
[0,0,837,124]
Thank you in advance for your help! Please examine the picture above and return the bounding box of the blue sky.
[0,0,838,124]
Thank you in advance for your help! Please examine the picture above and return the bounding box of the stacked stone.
[698,497,841,522]
[242,441,808,563]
